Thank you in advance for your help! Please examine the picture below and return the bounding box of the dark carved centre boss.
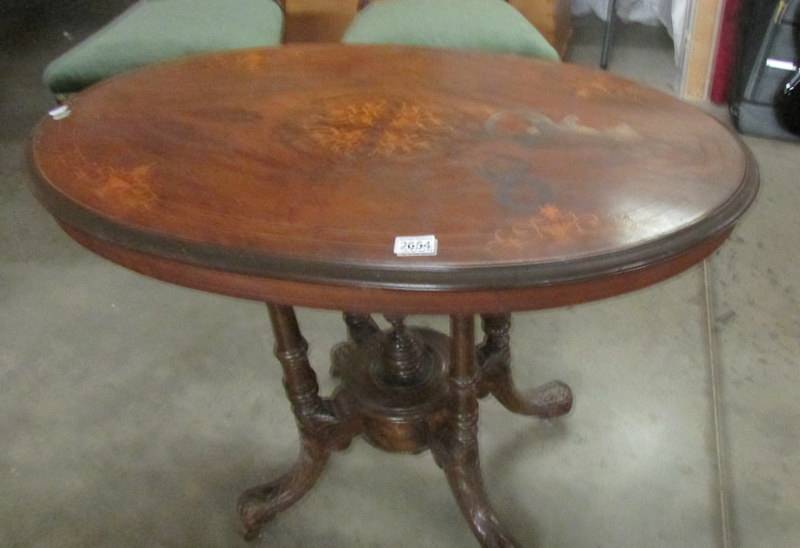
[29,45,758,547]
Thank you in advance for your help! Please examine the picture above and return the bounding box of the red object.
[711,0,743,104]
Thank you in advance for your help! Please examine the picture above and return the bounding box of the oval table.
[29,44,758,547]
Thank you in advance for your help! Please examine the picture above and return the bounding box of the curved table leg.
[238,436,329,540]
[436,445,521,548]
[432,316,521,548]
[477,314,573,419]
[239,304,360,540]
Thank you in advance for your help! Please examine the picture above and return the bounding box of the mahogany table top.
[30,45,758,313]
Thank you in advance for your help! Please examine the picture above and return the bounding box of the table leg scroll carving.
[239,304,360,540]
[241,308,568,545]
[433,444,521,548]
[431,316,521,548]
[477,314,573,419]
[238,435,329,541]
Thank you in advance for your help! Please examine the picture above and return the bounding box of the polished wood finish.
[242,305,568,544]
[330,321,451,453]
[342,312,380,344]
[238,304,360,540]
[64,223,731,314]
[477,314,572,417]
[29,45,758,547]
[31,45,757,297]
[431,316,520,547]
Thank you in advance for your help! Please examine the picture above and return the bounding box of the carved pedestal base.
[331,326,450,453]
[239,308,573,547]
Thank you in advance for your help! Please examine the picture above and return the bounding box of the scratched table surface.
[30,44,757,294]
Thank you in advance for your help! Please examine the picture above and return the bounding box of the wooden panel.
[285,0,358,42]
[510,0,572,57]
[681,0,725,100]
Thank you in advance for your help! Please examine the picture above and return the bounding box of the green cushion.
[342,0,559,61]
[44,0,284,94]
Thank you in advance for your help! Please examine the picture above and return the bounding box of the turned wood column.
[450,316,480,448]
[477,314,512,379]
[342,312,380,345]
[437,315,520,548]
[240,304,362,540]
[268,304,325,426]
[381,315,427,386]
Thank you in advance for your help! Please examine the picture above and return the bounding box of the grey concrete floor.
[1,6,798,548]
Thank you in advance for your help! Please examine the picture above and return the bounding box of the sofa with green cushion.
[343,0,559,61]
[44,0,285,95]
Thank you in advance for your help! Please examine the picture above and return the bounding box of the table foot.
[478,314,573,419]
[240,305,361,540]
[432,440,521,548]
[431,316,521,548]
[238,435,329,540]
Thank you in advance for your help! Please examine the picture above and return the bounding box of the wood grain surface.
[29,45,758,309]
[63,223,731,314]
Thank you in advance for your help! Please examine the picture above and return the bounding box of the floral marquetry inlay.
[489,204,604,251]
[300,97,457,158]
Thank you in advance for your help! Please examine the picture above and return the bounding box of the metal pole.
[600,0,618,69]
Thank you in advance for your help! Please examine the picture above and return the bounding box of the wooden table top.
[30,45,758,312]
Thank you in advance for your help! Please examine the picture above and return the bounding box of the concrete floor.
[1,6,798,548]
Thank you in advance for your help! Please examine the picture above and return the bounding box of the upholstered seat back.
[343,0,559,61]
[44,0,285,94]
